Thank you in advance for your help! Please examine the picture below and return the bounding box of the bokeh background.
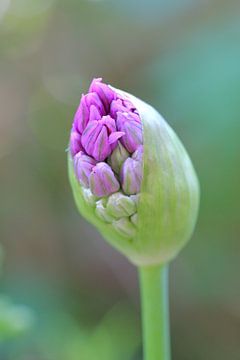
[0,0,240,359]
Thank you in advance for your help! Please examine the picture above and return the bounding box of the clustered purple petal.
[70,78,143,198]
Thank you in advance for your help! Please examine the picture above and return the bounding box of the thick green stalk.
[139,265,171,360]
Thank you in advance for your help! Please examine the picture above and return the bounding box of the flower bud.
[74,152,96,188]
[89,162,120,197]
[107,141,129,174]
[110,99,129,118]
[89,78,116,111]
[116,112,143,153]
[82,188,96,206]
[122,99,137,112]
[69,131,83,157]
[74,93,105,134]
[120,155,143,195]
[81,116,124,161]
[68,79,199,266]
[89,105,102,121]
[112,218,137,238]
[106,192,136,218]
[95,199,115,223]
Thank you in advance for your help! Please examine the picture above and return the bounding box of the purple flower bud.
[89,162,120,197]
[70,131,83,156]
[122,99,137,112]
[120,155,143,195]
[81,116,124,161]
[116,112,143,153]
[116,93,136,110]
[74,92,105,134]
[89,78,116,111]
[74,152,97,188]
[89,105,102,121]
[110,99,129,119]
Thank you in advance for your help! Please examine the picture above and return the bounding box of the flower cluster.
[69,78,143,237]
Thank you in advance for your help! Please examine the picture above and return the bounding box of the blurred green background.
[0,0,240,359]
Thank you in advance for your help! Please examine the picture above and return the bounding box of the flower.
[81,116,124,161]
[116,112,143,153]
[107,141,129,174]
[69,131,82,157]
[74,152,96,188]
[89,78,116,111]
[89,162,120,197]
[68,78,199,266]
[73,92,105,134]
[120,146,143,195]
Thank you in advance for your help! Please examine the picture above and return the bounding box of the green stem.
[139,264,171,360]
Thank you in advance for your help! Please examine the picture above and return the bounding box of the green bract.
[68,88,199,266]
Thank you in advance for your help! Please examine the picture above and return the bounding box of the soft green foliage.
[69,89,199,266]
[0,296,34,342]
[6,299,140,360]
[65,302,140,360]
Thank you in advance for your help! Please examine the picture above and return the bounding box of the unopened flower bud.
[89,105,102,121]
[82,188,97,206]
[89,78,116,111]
[112,218,137,238]
[68,78,199,266]
[81,116,124,161]
[106,192,136,218]
[116,112,143,153]
[74,92,105,134]
[107,141,129,174]
[110,99,129,118]
[122,99,137,112]
[89,162,120,197]
[95,199,115,223]
[120,156,143,195]
[70,131,82,156]
[74,152,96,188]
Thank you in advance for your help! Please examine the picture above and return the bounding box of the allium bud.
[116,112,143,153]
[120,156,143,195]
[110,99,129,118]
[68,78,199,266]
[89,78,116,111]
[69,131,83,157]
[107,141,129,174]
[95,199,115,223]
[74,152,96,188]
[112,218,137,238]
[89,162,120,197]
[82,188,96,206]
[81,116,124,161]
[106,192,136,218]
[74,92,105,134]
